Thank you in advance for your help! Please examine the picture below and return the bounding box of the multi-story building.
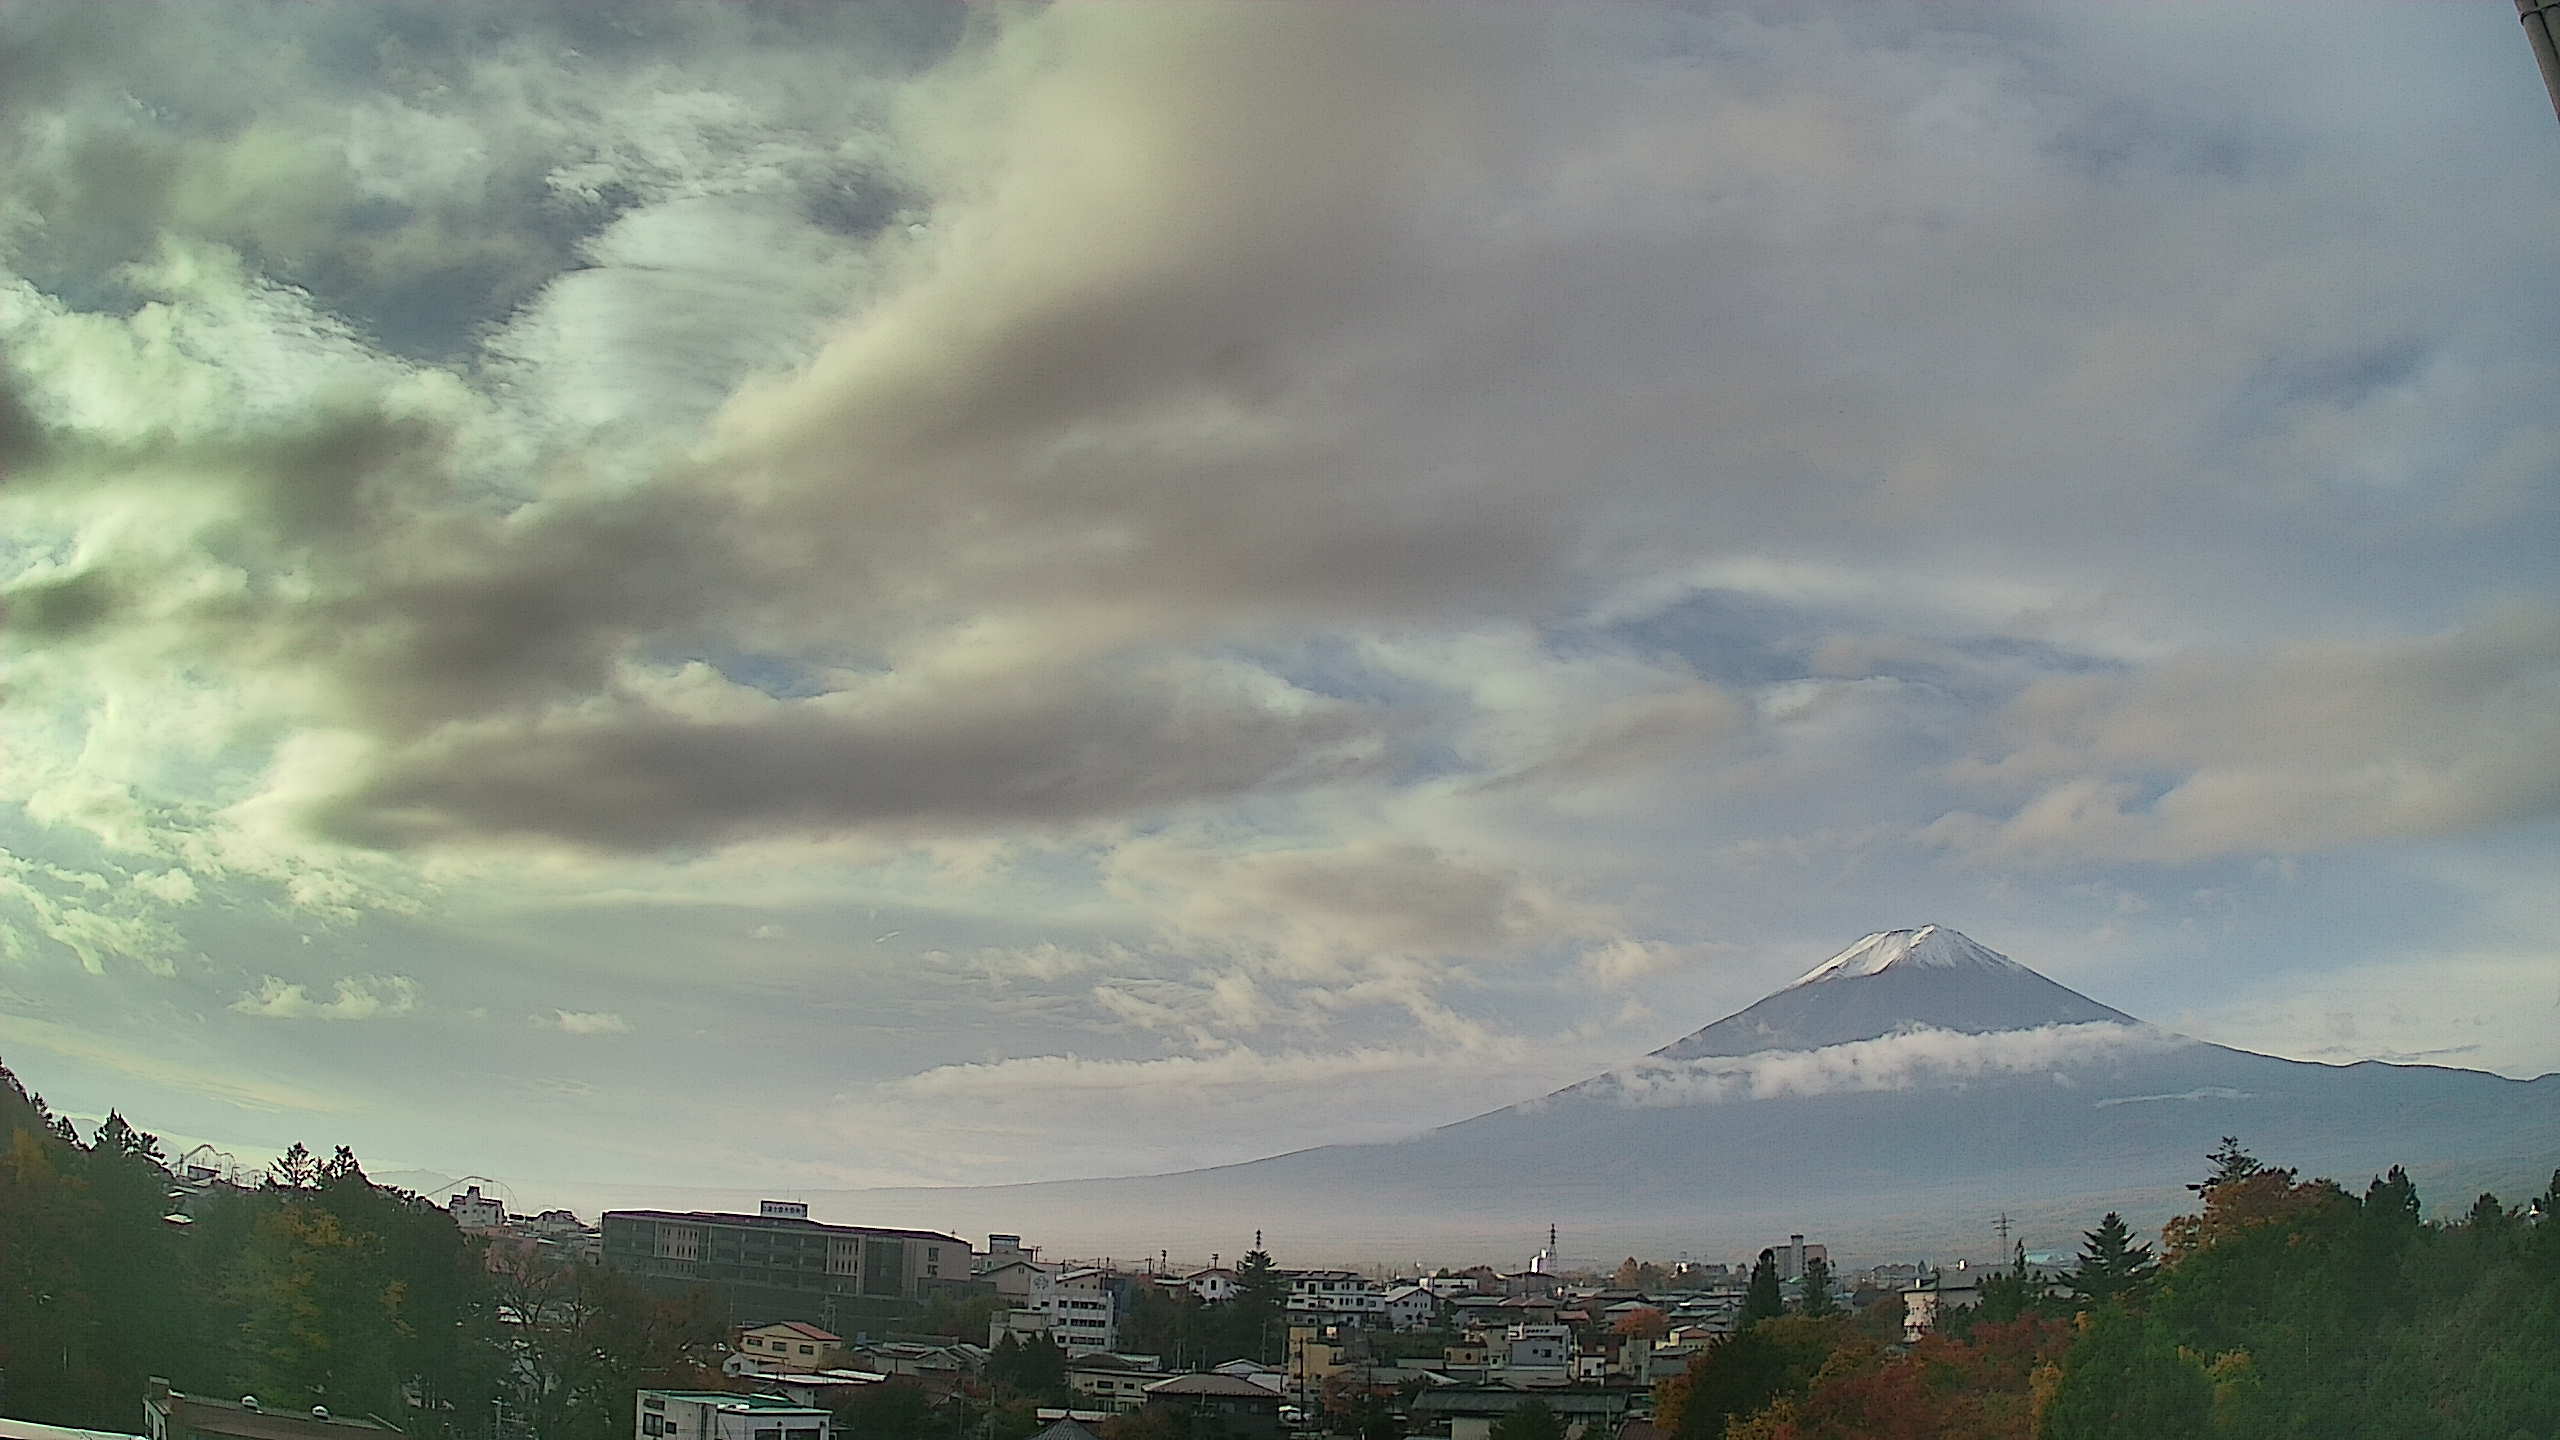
[1043,1270,1118,1354]
[636,1392,828,1440]
[602,1205,979,1333]
[449,1184,506,1231]
[1283,1270,1384,1323]
[1764,1235,1828,1283]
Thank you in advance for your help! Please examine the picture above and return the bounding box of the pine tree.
[319,1144,367,1187]
[1741,1250,1783,1327]
[1231,1246,1285,1364]
[1798,1255,1837,1317]
[1977,1242,2037,1323]
[269,1141,320,1189]
[2067,1213,2156,1305]
[2188,1137,2270,1196]
[2364,1164,2421,1229]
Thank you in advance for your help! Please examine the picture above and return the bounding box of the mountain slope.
[1647,925,2135,1059]
[638,928,2560,1261]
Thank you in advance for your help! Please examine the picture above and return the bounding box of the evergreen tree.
[268,1141,320,1189]
[1797,1255,1837,1318]
[2188,1137,2272,1196]
[1977,1242,2038,1324]
[1230,1247,1286,1363]
[2355,1158,2416,1229]
[2038,1307,2212,1439]
[1741,1250,1784,1327]
[2066,1213,2155,1305]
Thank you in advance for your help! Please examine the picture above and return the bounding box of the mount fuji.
[634,927,2560,1260]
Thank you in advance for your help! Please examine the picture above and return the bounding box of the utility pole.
[1992,1213,2012,1249]
[2523,0,2560,124]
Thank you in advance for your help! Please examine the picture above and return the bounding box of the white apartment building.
[1044,1270,1118,1354]
[449,1185,505,1231]
[637,1392,829,1440]
[1286,1270,1385,1319]
[1503,1324,1572,1370]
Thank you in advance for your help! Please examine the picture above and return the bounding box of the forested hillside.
[0,1056,715,1440]
[1658,1141,2560,1439]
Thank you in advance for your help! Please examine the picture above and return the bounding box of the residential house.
[142,1383,398,1440]
[1497,1324,1572,1384]
[750,1374,887,1409]
[1381,1284,1440,1330]
[1499,1272,1564,1300]
[977,1258,1056,1305]
[1139,1375,1284,1440]
[1208,1360,1287,1395]
[990,1308,1052,1347]
[1024,1419,1105,1440]
[1066,1356,1174,1413]
[729,1322,842,1376]
[1901,1264,1982,1343]
[635,1392,827,1440]
[448,1185,505,1231]
[846,1342,981,1380]
[1408,1387,1632,1440]
[1186,1268,1239,1303]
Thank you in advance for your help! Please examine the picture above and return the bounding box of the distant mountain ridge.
[581,927,2560,1264]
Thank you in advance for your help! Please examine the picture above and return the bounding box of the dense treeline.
[1659,1139,2560,1439]
[0,1057,716,1440]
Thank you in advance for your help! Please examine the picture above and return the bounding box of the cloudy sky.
[0,0,2554,1208]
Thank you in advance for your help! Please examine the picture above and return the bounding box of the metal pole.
[2523,0,2560,124]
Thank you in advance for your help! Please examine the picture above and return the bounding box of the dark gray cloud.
[304,661,1390,851]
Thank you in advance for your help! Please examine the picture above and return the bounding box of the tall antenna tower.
[1992,1212,2012,1248]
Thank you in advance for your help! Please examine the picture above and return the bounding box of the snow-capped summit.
[1647,924,2136,1060]
[1787,925,2029,988]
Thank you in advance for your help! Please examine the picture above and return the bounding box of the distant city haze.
[0,1,2554,1220]
[407,929,2560,1271]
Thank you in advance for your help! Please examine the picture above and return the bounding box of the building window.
[798,1345,814,1355]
